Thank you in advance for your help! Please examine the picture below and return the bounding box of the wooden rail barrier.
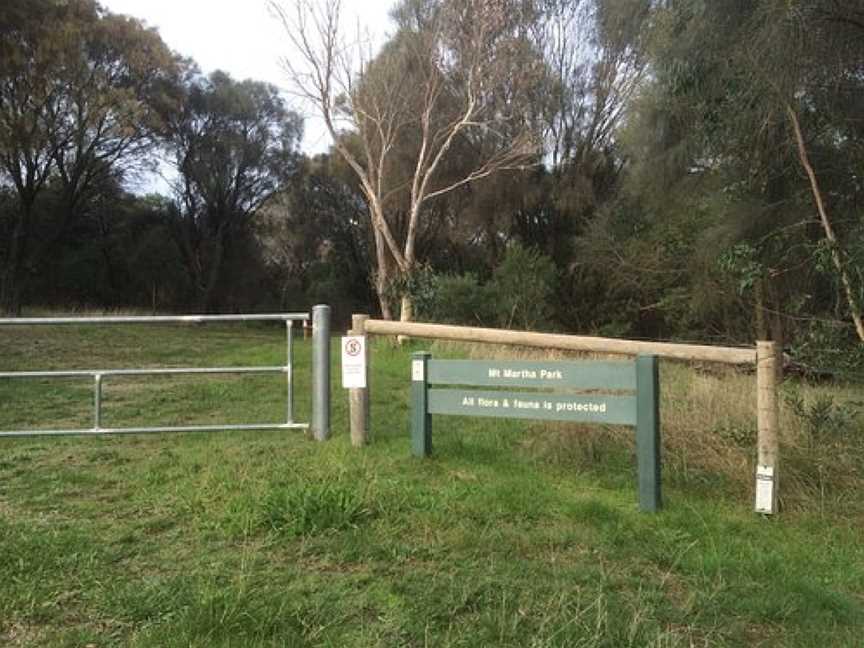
[362,319,756,365]
[350,317,778,514]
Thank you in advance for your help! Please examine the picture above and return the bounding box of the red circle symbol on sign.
[345,339,362,356]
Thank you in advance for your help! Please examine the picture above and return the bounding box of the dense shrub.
[489,243,557,330]
[791,321,864,381]
[421,273,497,325]
[416,243,558,330]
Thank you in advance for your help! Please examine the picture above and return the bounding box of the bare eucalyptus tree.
[272,0,545,320]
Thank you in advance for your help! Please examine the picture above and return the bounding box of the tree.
[255,153,374,320]
[0,0,69,313]
[0,0,178,314]
[755,1,864,341]
[537,0,647,171]
[273,0,544,320]
[50,6,179,244]
[618,0,864,343]
[164,70,302,312]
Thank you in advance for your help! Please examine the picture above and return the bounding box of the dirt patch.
[0,622,47,647]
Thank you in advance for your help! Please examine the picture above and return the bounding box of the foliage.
[0,0,178,314]
[619,0,864,342]
[414,243,557,330]
[275,0,547,318]
[783,387,864,509]
[255,155,373,324]
[418,272,497,326]
[489,242,557,330]
[790,321,864,381]
[385,265,440,322]
[718,243,764,296]
[164,70,303,312]
[1,0,863,348]
[785,391,862,446]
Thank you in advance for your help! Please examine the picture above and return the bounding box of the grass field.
[0,323,862,646]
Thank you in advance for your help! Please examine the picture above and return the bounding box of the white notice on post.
[755,464,775,514]
[341,335,366,389]
[412,359,425,382]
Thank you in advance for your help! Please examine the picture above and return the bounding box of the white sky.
[100,0,396,155]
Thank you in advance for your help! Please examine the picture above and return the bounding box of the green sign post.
[410,353,661,512]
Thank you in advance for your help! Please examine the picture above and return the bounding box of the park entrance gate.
[0,307,331,440]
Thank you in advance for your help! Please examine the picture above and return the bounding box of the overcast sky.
[100,0,396,154]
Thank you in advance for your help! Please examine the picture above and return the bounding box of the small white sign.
[341,335,366,389]
[755,464,775,513]
[412,359,425,382]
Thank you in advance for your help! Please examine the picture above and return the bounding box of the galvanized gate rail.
[0,308,331,439]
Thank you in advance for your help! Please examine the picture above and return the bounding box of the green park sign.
[410,353,662,512]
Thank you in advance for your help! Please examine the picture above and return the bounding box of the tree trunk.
[396,291,414,346]
[766,278,785,350]
[375,272,392,321]
[198,233,226,313]
[754,279,769,341]
[787,105,864,342]
[0,203,33,316]
[400,294,414,323]
[0,270,22,316]
[371,219,394,320]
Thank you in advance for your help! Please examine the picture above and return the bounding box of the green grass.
[0,324,862,646]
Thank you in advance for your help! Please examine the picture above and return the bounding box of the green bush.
[387,265,440,321]
[420,273,497,325]
[489,243,557,330]
[417,243,558,330]
[791,320,864,381]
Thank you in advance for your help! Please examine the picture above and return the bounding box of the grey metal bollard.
[311,304,331,441]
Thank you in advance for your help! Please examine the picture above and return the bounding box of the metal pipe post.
[286,320,294,424]
[311,305,331,441]
[93,374,103,431]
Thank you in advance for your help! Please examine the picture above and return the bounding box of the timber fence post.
[349,313,369,446]
[755,341,780,514]
[312,304,331,441]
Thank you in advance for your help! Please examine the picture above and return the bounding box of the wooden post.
[349,314,369,447]
[755,341,780,514]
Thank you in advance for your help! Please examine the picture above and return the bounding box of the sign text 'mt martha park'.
[410,353,662,512]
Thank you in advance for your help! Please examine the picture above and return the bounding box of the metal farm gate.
[0,306,331,440]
